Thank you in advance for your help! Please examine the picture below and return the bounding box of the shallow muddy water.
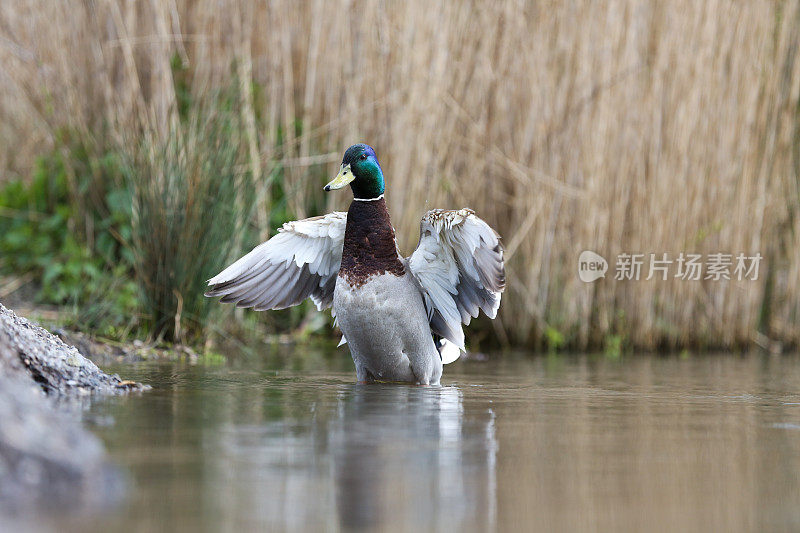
[57,352,800,532]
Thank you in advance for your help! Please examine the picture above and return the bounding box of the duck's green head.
[324,144,385,200]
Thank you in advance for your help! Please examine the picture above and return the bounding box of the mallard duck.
[206,144,505,385]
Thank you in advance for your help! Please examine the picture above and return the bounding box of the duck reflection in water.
[208,383,497,531]
[330,385,497,531]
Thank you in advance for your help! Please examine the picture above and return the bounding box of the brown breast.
[340,198,405,287]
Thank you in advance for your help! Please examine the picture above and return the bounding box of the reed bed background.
[1,0,799,351]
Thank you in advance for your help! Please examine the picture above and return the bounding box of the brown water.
[59,352,800,532]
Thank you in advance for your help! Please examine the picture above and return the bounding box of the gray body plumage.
[334,266,442,385]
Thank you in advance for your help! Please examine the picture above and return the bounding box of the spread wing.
[205,212,347,311]
[408,209,505,356]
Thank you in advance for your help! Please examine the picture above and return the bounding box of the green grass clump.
[122,104,256,342]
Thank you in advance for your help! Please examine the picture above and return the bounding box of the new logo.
[578,250,608,282]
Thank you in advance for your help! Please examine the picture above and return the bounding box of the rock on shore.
[0,303,146,518]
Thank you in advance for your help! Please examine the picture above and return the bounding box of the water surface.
[61,352,800,532]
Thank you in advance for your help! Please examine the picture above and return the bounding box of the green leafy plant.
[544,325,565,353]
[0,148,140,334]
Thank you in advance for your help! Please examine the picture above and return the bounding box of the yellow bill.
[324,163,355,191]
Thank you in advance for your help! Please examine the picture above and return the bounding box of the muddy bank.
[0,303,146,519]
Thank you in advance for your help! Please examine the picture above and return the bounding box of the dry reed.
[1,0,799,350]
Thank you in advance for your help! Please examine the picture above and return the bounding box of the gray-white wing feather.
[408,209,505,354]
[205,212,347,311]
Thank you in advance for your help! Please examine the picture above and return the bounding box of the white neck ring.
[352,194,384,202]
